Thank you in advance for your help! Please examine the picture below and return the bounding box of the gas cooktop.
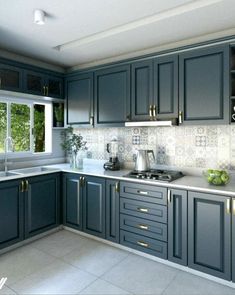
[124,169,184,182]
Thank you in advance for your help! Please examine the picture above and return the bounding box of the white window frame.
[0,97,52,158]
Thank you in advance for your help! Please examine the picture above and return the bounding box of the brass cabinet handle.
[232,199,235,215]
[90,116,94,126]
[79,176,83,187]
[226,199,231,214]
[137,190,148,195]
[137,241,149,248]
[167,189,171,203]
[152,105,157,119]
[138,207,148,213]
[115,182,120,193]
[43,86,46,96]
[149,105,153,119]
[139,224,149,230]
[25,180,29,192]
[82,176,85,187]
[20,180,25,192]
[179,111,183,124]
[46,86,49,96]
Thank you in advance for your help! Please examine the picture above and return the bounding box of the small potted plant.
[54,104,64,127]
[61,126,87,169]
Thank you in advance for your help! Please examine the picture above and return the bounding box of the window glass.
[11,103,30,152]
[34,104,45,152]
[0,102,7,152]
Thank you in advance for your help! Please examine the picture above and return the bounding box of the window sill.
[0,152,53,160]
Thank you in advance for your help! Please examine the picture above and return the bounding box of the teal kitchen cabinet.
[0,63,23,92]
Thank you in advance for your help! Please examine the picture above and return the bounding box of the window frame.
[0,97,52,159]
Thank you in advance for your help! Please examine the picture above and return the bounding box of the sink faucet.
[4,137,14,173]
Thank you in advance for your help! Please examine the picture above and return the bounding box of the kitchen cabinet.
[66,73,93,126]
[168,189,187,266]
[95,65,130,126]
[24,173,60,238]
[0,179,24,250]
[63,173,83,230]
[83,176,106,238]
[46,75,63,99]
[188,191,231,280]
[153,55,178,119]
[0,63,23,92]
[105,180,120,243]
[232,198,235,282]
[131,60,153,121]
[179,45,229,124]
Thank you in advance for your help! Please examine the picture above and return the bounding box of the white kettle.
[135,149,155,171]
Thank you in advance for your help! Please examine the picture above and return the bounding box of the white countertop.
[1,162,235,197]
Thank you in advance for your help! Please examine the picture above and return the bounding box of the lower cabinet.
[106,180,120,243]
[232,198,235,283]
[0,179,24,249]
[188,191,231,281]
[168,189,187,266]
[24,173,61,238]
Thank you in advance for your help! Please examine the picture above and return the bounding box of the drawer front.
[120,198,167,223]
[120,182,167,205]
[120,230,167,259]
[120,214,167,242]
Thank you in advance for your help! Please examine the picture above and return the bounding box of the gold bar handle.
[46,86,49,96]
[20,181,25,193]
[137,190,148,195]
[25,180,29,192]
[139,224,149,230]
[138,207,148,213]
[179,111,183,124]
[226,199,231,214]
[232,199,235,215]
[115,182,119,193]
[167,189,171,203]
[149,105,153,119]
[90,116,94,126]
[43,86,46,96]
[152,105,157,119]
[137,241,149,248]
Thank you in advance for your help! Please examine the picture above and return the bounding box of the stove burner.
[124,169,184,182]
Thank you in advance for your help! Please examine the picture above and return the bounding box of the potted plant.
[54,104,64,127]
[61,126,87,169]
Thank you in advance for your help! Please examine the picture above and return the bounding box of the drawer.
[120,230,167,259]
[120,181,167,205]
[120,214,167,242]
[120,197,167,223]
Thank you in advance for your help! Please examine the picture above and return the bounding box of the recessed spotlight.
[34,9,45,25]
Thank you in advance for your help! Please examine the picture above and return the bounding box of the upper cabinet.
[131,60,153,121]
[179,45,229,125]
[153,55,178,119]
[95,65,130,127]
[66,73,93,126]
[0,64,23,92]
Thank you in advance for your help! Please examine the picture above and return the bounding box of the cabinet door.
[0,64,23,92]
[106,180,119,243]
[66,73,93,125]
[232,198,235,282]
[25,174,60,238]
[63,173,83,230]
[95,65,130,126]
[131,60,153,121]
[179,45,229,124]
[83,176,105,238]
[154,55,178,119]
[24,70,45,95]
[168,189,187,266]
[47,75,63,99]
[188,191,231,280]
[0,180,24,249]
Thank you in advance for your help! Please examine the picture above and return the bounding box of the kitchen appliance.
[104,137,120,171]
[135,149,155,171]
[124,169,184,182]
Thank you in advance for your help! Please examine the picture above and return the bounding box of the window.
[0,98,52,155]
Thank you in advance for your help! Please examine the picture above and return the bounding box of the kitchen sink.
[0,171,22,177]
[12,166,58,174]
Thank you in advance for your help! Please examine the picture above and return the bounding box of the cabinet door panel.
[95,65,130,126]
[168,189,187,266]
[154,55,178,118]
[67,73,93,125]
[24,70,45,95]
[0,64,23,92]
[131,60,153,121]
[232,198,235,282]
[63,173,82,230]
[188,191,231,280]
[179,45,229,124]
[25,174,60,238]
[83,176,105,238]
[0,180,24,249]
[47,76,63,99]
[106,180,119,243]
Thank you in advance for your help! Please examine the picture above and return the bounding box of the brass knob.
[179,111,183,124]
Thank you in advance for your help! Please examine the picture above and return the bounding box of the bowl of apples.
[203,169,230,186]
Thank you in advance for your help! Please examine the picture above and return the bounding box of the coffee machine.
[103,137,120,171]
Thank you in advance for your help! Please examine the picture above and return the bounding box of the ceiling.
[0,0,235,69]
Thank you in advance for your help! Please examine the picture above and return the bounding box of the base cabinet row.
[0,173,60,250]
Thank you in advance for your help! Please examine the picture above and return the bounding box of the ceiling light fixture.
[34,9,45,25]
[54,0,222,51]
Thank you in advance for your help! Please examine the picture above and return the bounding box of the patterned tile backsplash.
[74,125,235,170]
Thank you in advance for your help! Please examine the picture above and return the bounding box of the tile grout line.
[159,271,179,295]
